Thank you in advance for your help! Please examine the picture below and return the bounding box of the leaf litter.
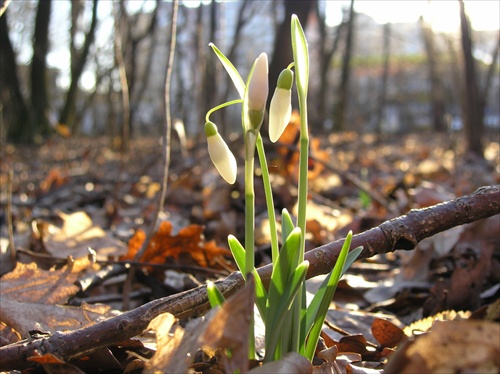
[0,131,499,372]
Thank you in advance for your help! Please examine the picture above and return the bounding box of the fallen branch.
[0,185,498,370]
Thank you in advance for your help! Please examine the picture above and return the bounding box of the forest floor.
[0,127,499,373]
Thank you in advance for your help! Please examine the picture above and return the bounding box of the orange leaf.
[371,318,406,348]
[121,221,230,269]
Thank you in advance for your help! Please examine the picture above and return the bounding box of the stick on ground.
[0,185,498,371]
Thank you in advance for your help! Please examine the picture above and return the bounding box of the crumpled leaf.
[385,320,500,373]
[371,318,406,348]
[250,352,312,373]
[198,277,254,373]
[121,221,230,269]
[0,258,92,304]
[0,299,120,338]
[423,238,494,315]
[144,313,186,372]
[146,280,254,373]
[34,211,127,260]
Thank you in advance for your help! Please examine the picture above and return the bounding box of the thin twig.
[0,185,498,371]
[112,2,130,154]
[7,170,16,262]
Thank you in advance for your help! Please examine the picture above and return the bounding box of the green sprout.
[204,14,363,363]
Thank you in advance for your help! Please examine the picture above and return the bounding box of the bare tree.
[268,0,316,107]
[1,9,32,142]
[219,0,258,136]
[315,1,345,131]
[419,15,446,132]
[113,1,130,152]
[58,0,99,134]
[479,34,499,130]
[202,0,220,127]
[30,0,52,138]
[332,0,355,131]
[374,22,391,135]
[458,0,484,157]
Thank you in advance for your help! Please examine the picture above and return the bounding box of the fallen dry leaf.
[385,320,500,373]
[250,352,312,374]
[198,277,254,373]
[35,211,127,260]
[144,313,185,372]
[0,258,91,304]
[121,221,231,270]
[0,299,120,338]
[371,318,406,348]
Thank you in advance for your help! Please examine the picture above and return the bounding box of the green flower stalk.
[269,68,294,143]
[205,121,237,184]
[242,52,269,279]
[204,18,363,363]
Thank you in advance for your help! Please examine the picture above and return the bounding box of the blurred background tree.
[0,0,498,160]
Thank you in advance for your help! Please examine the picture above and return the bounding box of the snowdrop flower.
[205,121,237,184]
[269,69,293,142]
[247,52,269,131]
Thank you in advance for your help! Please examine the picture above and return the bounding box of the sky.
[180,0,499,33]
[325,0,500,32]
[29,0,500,91]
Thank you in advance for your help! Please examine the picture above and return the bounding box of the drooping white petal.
[207,132,237,184]
[269,87,292,142]
[247,53,269,112]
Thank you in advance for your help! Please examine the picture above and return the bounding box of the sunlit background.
[4,0,499,136]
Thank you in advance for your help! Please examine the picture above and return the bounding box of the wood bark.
[0,185,498,371]
[315,2,344,131]
[419,16,446,132]
[1,10,31,142]
[30,0,52,138]
[58,0,99,133]
[458,0,484,157]
[332,0,355,131]
[374,22,391,135]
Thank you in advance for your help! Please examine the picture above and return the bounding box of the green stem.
[295,80,309,354]
[244,143,255,276]
[205,99,243,122]
[256,133,279,263]
[244,130,256,359]
[297,137,309,257]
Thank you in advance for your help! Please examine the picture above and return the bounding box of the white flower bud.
[269,88,292,142]
[247,53,269,112]
[205,121,237,184]
[269,69,293,142]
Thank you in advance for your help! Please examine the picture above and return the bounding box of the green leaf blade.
[207,281,225,308]
[291,15,309,98]
[304,231,354,360]
[209,43,245,99]
[228,235,246,277]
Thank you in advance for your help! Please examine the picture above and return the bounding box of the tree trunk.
[268,0,315,108]
[219,0,254,136]
[332,0,355,132]
[203,0,220,130]
[315,2,344,131]
[374,22,391,135]
[458,0,484,157]
[31,0,52,138]
[59,0,99,134]
[479,34,499,126]
[1,10,32,142]
[113,1,130,152]
[419,15,446,132]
